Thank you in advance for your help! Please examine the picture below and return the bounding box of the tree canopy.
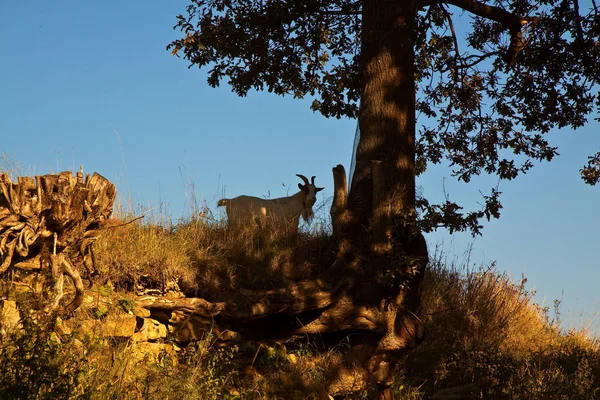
[168,0,599,234]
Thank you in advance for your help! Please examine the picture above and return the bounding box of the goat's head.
[296,174,324,222]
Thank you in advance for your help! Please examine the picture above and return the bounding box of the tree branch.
[330,164,348,238]
[318,9,361,16]
[572,0,591,70]
[439,51,502,73]
[299,1,361,16]
[423,0,527,28]
[422,0,538,67]
[440,4,462,83]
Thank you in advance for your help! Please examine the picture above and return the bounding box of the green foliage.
[581,152,600,185]
[96,284,114,297]
[0,312,86,400]
[118,298,135,314]
[425,340,600,399]
[72,338,242,400]
[168,0,600,234]
[169,0,361,119]
[173,335,240,400]
[92,304,109,320]
[252,344,288,369]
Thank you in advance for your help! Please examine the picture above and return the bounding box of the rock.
[0,300,21,333]
[79,313,137,338]
[129,342,178,366]
[287,353,298,364]
[219,329,241,342]
[164,280,182,295]
[171,315,240,344]
[132,318,168,342]
[132,306,151,318]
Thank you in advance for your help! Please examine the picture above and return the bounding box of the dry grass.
[1,185,599,399]
[418,249,557,356]
[90,220,600,399]
[94,213,336,301]
[404,248,600,398]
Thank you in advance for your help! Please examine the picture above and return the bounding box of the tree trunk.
[351,0,417,226]
[330,164,348,238]
[346,2,426,394]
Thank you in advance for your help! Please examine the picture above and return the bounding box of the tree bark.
[345,2,426,394]
[351,0,417,226]
[371,160,391,254]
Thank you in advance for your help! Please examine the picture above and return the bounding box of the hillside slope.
[1,217,599,399]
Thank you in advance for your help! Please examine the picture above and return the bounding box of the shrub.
[0,311,86,400]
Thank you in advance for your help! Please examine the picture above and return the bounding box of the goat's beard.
[301,208,314,224]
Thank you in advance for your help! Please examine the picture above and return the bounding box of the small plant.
[92,304,109,319]
[0,310,87,400]
[118,298,135,314]
[96,283,115,297]
[167,333,240,400]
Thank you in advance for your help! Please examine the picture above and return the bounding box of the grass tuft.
[94,214,335,301]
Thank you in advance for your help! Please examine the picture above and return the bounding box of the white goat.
[217,174,324,233]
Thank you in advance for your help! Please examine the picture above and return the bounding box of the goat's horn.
[296,174,309,185]
[311,176,316,185]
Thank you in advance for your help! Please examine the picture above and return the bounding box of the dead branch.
[136,296,227,318]
[330,164,349,238]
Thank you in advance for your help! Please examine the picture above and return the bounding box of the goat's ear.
[316,187,324,192]
[298,183,307,192]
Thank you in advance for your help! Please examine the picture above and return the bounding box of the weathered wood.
[0,240,15,274]
[61,254,85,314]
[0,168,116,314]
[136,276,345,323]
[13,254,42,270]
[136,296,227,318]
[49,253,65,311]
[330,164,348,238]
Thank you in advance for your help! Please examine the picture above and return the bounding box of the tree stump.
[0,167,116,314]
[330,164,348,238]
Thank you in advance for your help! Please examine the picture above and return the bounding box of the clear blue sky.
[1,1,598,333]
